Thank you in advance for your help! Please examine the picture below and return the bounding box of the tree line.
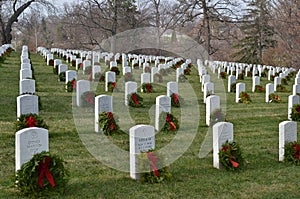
[1,0,299,67]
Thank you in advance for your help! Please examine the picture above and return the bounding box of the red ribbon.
[106,112,115,131]
[71,79,76,89]
[229,159,239,168]
[166,114,176,131]
[146,83,152,93]
[26,116,37,127]
[38,156,55,188]
[86,93,94,105]
[131,93,140,105]
[293,144,300,159]
[146,152,160,177]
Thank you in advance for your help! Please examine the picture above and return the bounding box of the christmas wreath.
[128,93,143,107]
[66,79,76,92]
[71,60,76,67]
[220,72,227,79]
[16,114,49,131]
[144,66,150,73]
[284,142,300,165]
[281,78,288,85]
[290,104,300,121]
[230,83,236,92]
[84,66,92,75]
[125,72,134,82]
[184,68,191,75]
[107,82,117,92]
[49,59,54,66]
[133,63,139,69]
[159,112,179,132]
[239,92,252,103]
[238,73,244,80]
[170,93,183,108]
[139,149,172,183]
[247,71,252,77]
[98,112,120,135]
[94,73,105,82]
[210,109,225,126]
[58,72,66,82]
[16,151,69,198]
[81,91,95,107]
[276,85,287,92]
[142,83,153,93]
[219,141,244,171]
[154,73,163,83]
[254,85,264,92]
[110,66,120,75]
[269,93,281,103]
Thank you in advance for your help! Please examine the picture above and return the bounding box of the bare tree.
[0,0,55,45]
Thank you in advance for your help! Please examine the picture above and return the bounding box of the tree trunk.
[202,0,211,57]
[2,0,35,45]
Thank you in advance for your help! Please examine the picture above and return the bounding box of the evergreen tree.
[232,0,276,64]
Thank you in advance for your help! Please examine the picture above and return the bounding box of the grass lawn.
[1,51,300,198]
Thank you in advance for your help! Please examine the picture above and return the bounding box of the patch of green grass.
[1,52,300,198]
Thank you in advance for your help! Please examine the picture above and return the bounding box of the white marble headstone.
[265,83,275,103]
[19,79,35,95]
[65,70,77,83]
[167,82,178,97]
[213,122,234,169]
[125,81,137,106]
[130,125,155,180]
[279,121,297,161]
[228,75,236,92]
[236,83,246,103]
[95,95,113,132]
[155,95,171,131]
[105,71,116,92]
[15,127,49,171]
[206,95,220,126]
[17,95,39,118]
[76,80,90,106]
[20,69,32,80]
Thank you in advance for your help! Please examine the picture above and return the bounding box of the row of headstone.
[16,46,48,173]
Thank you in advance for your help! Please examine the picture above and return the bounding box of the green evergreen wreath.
[230,83,236,92]
[107,82,117,92]
[139,149,172,183]
[269,93,281,103]
[66,79,76,92]
[290,104,300,121]
[58,72,66,82]
[16,114,49,131]
[16,151,69,198]
[98,112,120,135]
[254,85,264,92]
[142,83,153,93]
[219,141,244,171]
[128,93,143,107]
[170,93,183,108]
[110,66,120,75]
[239,92,252,103]
[81,91,95,107]
[284,142,300,165]
[159,112,179,132]
[276,85,287,92]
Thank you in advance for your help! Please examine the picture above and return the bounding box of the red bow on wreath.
[112,82,117,89]
[38,156,55,188]
[131,93,140,105]
[166,114,176,131]
[293,143,300,159]
[146,84,152,93]
[71,80,76,90]
[106,112,115,130]
[26,116,37,127]
[222,146,239,168]
[146,152,160,177]
[173,93,179,104]
[85,93,94,105]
